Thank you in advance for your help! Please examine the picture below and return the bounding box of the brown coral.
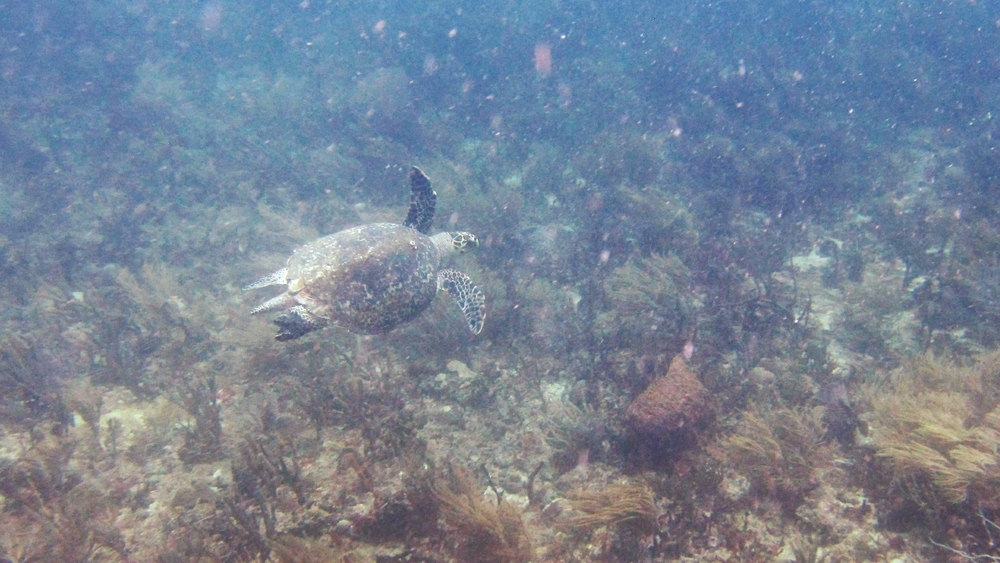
[625,354,711,437]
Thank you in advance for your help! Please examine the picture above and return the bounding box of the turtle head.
[432,231,479,254]
[449,232,479,253]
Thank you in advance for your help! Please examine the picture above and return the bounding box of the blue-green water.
[1,1,1000,561]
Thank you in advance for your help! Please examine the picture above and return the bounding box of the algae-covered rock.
[423,359,489,405]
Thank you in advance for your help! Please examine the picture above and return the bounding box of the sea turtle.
[244,166,485,340]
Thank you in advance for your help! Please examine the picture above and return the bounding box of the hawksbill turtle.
[244,167,486,340]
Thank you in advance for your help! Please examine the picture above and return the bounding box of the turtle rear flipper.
[404,166,436,234]
[274,306,328,341]
[243,268,288,291]
[249,292,297,316]
[438,269,485,335]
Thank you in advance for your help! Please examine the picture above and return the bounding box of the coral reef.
[2,1,1000,562]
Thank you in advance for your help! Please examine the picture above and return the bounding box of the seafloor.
[3,2,1000,563]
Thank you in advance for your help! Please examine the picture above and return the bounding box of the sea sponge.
[625,354,711,437]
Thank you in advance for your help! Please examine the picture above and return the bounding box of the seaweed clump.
[855,351,1000,559]
[562,479,658,535]
[0,335,69,437]
[558,479,659,562]
[862,351,1000,508]
[542,400,616,474]
[712,405,832,514]
[597,253,694,356]
[176,374,224,465]
[0,437,128,562]
[433,464,532,563]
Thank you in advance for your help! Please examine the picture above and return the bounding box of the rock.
[625,354,711,437]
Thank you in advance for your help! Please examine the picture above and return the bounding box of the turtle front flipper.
[437,269,486,335]
[274,306,328,341]
[403,166,436,234]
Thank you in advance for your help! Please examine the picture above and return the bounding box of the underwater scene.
[3,0,1000,561]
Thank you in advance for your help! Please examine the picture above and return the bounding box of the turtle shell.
[288,223,440,334]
